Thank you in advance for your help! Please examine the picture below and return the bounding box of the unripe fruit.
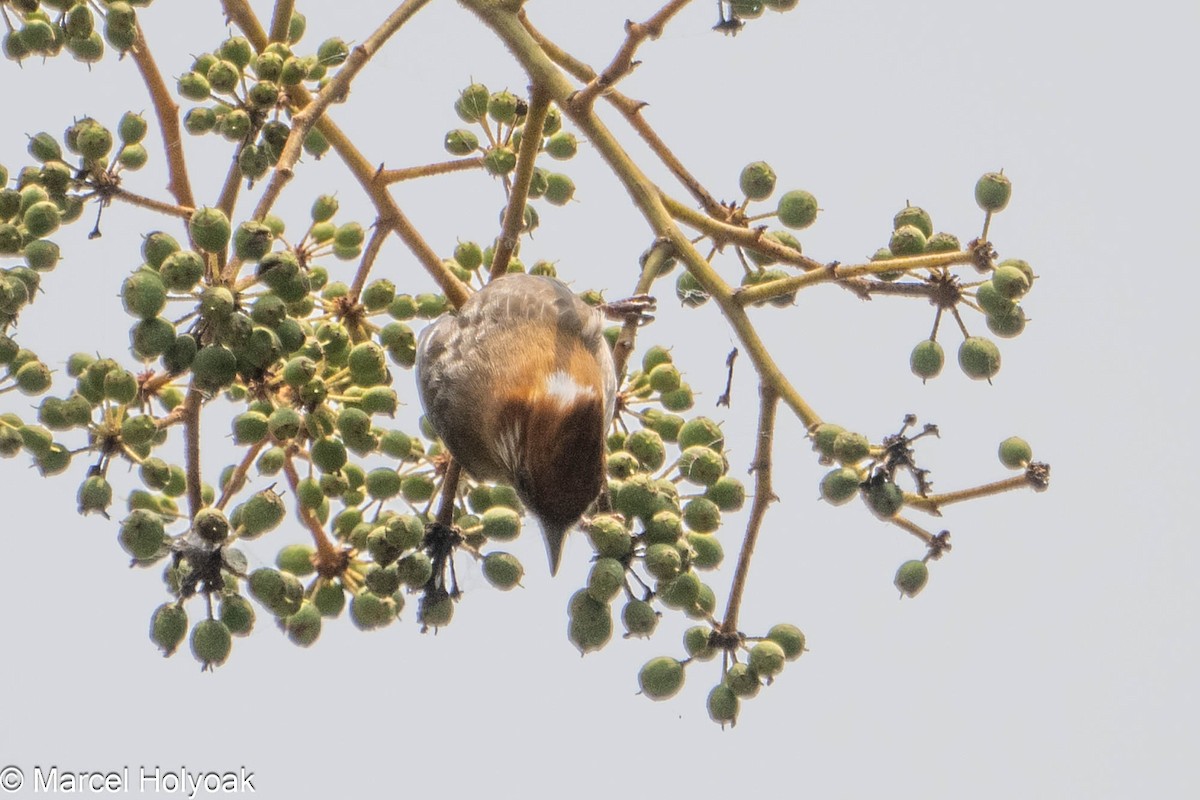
[545,131,578,160]
[189,207,231,254]
[317,36,349,67]
[866,480,904,518]
[708,684,739,726]
[893,204,933,238]
[625,427,666,471]
[676,270,710,307]
[219,594,256,636]
[190,619,233,668]
[777,189,819,229]
[193,507,230,544]
[767,623,806,660]
[483,145,517,175]
[119,509,166,561]
[749,639,787,679]
[587,557,626,603]
[238,489,286,538]
[622,599,658,637]
[150,603,188,656]
[974,280,1014,317]
[350,590,396,630]
[285,601,322,647]
[483,551,524,590]
[958,336,1001,380]
[992,264,1030,299]
[15,361,52,395]
[739,161,776,200]
[77,474,112,515]
[975,171,1012,212]
[832,430,870,465]
[544,173,575,206]
[659,570,702,610]
[121,270,166,319]
[820,466,861,505]
[638,656,685,700]
[644,542,682,581]
[910,339,944,380]
[705,476,746,512]
[889,224,927,256]
[998,436,1033,469]
[679,446,725,487]
[687,532,723,570]
[678,417,724,452]
[366,468,402,500]
[481,505,521,541]
[987,306,1027,339]
[895,559,929,597]
[725,662,761,698]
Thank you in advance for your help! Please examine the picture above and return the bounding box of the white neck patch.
[543,369,596,408]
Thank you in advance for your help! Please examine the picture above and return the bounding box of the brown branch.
[435,459,462,528]
[377,156,485,184]
[268,0,296,43]
[570,0,693,111]
[215,439,267,511]
[348,219,391,301]
[109,188,194,219]
[720,383,778,636]
[489,84,551,281]
[661,192,824,269]
[281,454,343,571]
[128,22,196,212]
[182,387,203,517]
[220,0,468,307]
[522,9,724,216]
[734,250,977,306]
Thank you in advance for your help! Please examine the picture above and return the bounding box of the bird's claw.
[601,294,657,326]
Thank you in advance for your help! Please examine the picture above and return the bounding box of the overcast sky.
[1,1,1197,798]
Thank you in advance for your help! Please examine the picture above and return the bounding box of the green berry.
[767,623,806,660]
[958,336,1001,380]
[621,599,658,638]
[895,559,929,597]
[832,430,870,465]
[889,224,927,257]
[725,662,761,698]
[893,204,933,238]
[150,603,188,656]
[748,639,787,679]
[910,339,945,380]
[121,269,167,319]
[820,466,861,505]
[190,619,233,668]
[975,171,1011,212]
[483,551,524,590]
[190,207,231,254]
[998,436,1033,469]
[992,264,1030,299]
[678,445,725,487]
[219,594,256,636]
[481,505,521,541]
[866,480,904,518]
[545,131,578,160]
[638,656,685,700]
[739,161,776,200]
[118,509,166,561]
[707,684,739,727]
[586,557,626,603]
[777,189,818,229]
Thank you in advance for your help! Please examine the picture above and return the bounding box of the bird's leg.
[600,294,657,326]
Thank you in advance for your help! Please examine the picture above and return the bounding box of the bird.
[415,273,619,575]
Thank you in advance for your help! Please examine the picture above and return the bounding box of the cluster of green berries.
[565,345,745,654]
[811,422,913,519]
[446,82,578,223]
[2,0,154,65]
[675,160,818,309]
[638,622,805,728]
[178,25,343,177]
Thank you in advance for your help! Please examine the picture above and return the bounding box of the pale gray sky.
[1,1,1196,798]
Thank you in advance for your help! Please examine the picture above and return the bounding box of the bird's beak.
[541,519,569,576]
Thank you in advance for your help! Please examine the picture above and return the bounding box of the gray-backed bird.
[415,273,619,575]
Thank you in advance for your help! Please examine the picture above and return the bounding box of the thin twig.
[128,22,196,212]
[570,0,693,110]
[268,0,296,43]
[109,188,194,219]
[377,156,485,184]
[182,387,203,517]
[489,85,551,281]
[720,383,778,635]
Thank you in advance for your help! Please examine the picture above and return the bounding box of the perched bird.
[416,274,618,575]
